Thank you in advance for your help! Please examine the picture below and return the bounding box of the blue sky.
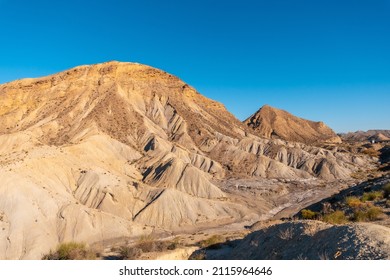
[0,0,389,132]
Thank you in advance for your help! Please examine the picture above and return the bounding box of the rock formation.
[244,105,342,144]
[0,61,368,259]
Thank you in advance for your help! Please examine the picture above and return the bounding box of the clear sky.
[0,0,389,132]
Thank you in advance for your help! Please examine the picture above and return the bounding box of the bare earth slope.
[207,221,390,260]
[0,61,368,259]
[244,105,342,144]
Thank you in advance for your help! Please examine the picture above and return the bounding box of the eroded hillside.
[0,61,372,259]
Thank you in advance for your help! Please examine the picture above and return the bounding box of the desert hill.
[0,61,369,259]
[244,105,342,144]
[341,130,390,142]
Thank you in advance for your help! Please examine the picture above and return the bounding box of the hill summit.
[244,105,342,144]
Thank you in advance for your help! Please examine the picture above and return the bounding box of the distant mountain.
[341,130,390,142]
[244,105,341,144]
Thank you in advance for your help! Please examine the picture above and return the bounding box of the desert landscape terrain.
[0,61,388,260]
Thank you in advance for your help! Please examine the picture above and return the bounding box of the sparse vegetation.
[353,206,383,222]
[278,227,294,240]
[361,191,383,202]
[345,196,365,209]
[303,184,389,225]
[301,209,317,219]
[197,235,225,249]
[42,242,96,260]
[383,183,390,198]
[322,210,348,224]
[117,235,183,260]
[362,148,380,157]
[119,246,143,260]
[366,206,384,221]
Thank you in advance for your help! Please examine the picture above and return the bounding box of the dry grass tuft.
[301,209,317,220]
[322,210,348,225]
[42,242,96,260]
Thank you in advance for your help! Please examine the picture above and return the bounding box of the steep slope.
[244,105,342,144]
[206,221,390,260]
[0,61,368,259]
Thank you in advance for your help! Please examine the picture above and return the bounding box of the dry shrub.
[119,246,143,260]
[118,235,182,259]
[361,191,383,202]
[322,210,348,224]
[301,209,317,220]
[198,235,225,249]
[383,183,390,198]
[345,196,365,209]
[366,206,384,220]
[278,227,294,240]
[353,206,383,222]
[42,242,96,260]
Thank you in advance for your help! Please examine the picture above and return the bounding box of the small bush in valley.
[361,191,383,202]
[301,209,317,220]
[366,206,383,221]
[322,210,348,224]
[119,246,143,260]
[352,206,383,222]
[42,242,96,260]
[345,196,365,209]
[118,235,182,260]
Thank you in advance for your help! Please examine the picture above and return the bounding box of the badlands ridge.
[0,61,372,259]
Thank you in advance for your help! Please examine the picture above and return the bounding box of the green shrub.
[383,183,390,198]
[301,209,317,219]
[42,242,96,260]
[322,211,348,224]
[361,191,383,202]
